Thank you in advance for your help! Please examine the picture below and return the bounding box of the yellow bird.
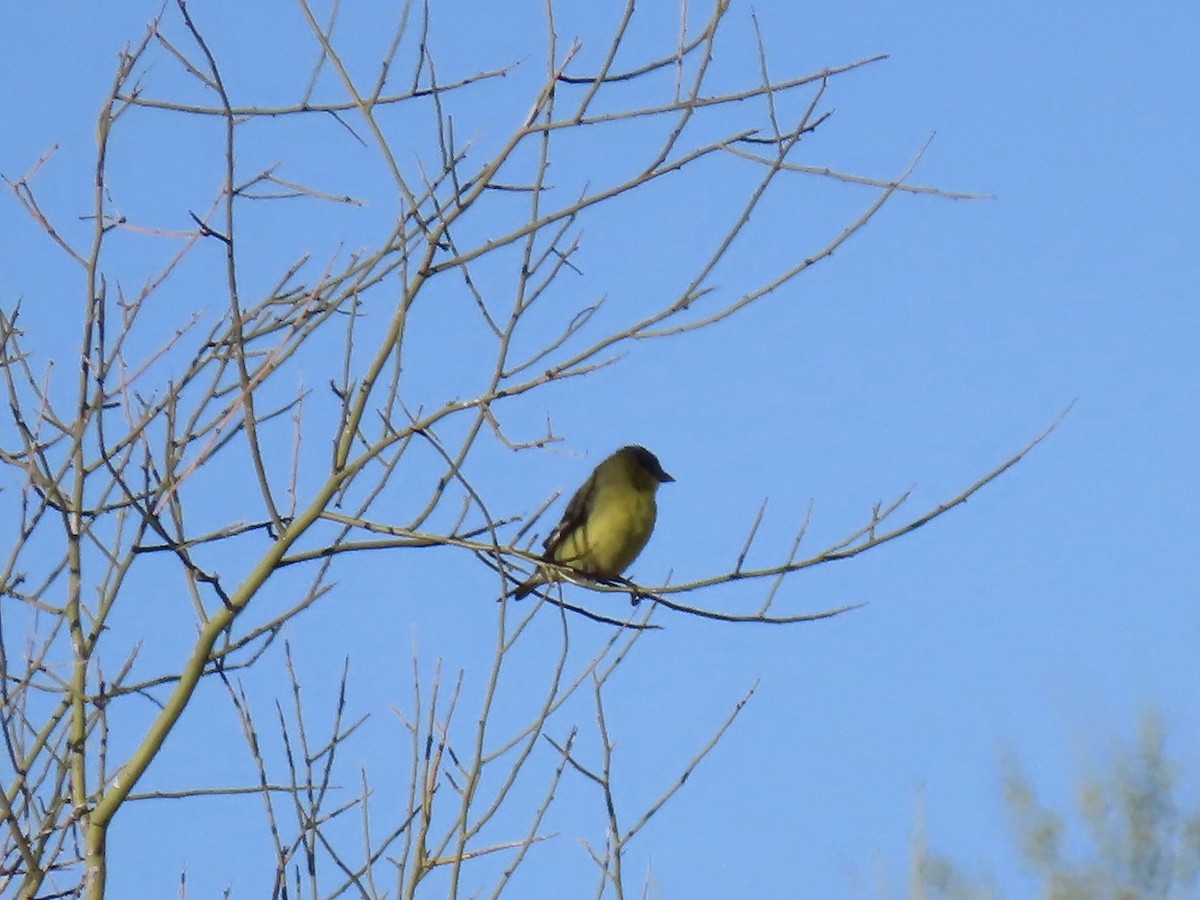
[514,445,674,599]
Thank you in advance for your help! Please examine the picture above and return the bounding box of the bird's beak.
[659,470,675,483]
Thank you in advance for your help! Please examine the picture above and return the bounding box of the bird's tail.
[512,571,542,600]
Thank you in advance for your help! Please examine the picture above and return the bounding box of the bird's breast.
[561,485,656,578]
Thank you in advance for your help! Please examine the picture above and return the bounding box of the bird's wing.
[542,472,596,560]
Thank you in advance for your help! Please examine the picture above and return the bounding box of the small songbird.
[514,445,674,599]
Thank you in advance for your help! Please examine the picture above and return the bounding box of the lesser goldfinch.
[514,445,674,599]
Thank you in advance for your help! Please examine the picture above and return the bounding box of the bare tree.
[0,2,1050,897]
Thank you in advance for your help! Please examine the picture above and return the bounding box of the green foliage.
[912,713,1200,900]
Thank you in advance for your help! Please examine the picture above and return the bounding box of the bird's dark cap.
[625,445,674,483]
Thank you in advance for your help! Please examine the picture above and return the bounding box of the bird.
[513,445,674,600]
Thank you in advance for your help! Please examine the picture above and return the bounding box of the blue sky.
[2,2,1197,898]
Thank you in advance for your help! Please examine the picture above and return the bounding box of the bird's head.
[619,445,674,487]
